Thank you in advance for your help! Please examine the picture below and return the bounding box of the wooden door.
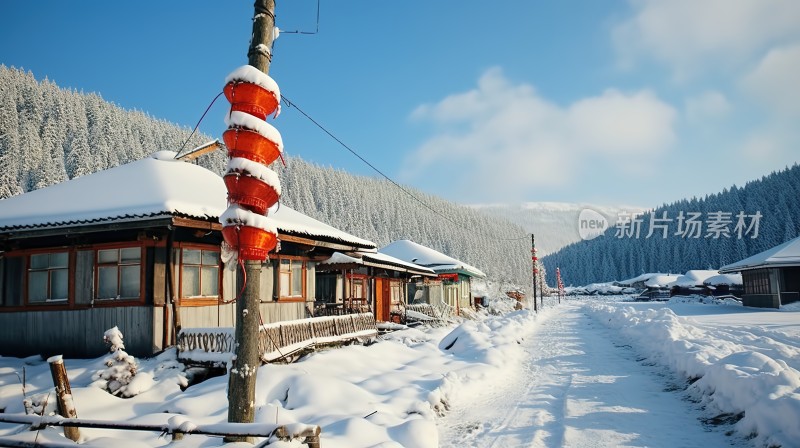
[375,278,391,322]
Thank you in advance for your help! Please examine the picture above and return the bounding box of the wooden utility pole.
[226,0,277,443]
[531,234,538,312]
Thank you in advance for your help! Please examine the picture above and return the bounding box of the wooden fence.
[0,413,321,447]
[177,313,377,364]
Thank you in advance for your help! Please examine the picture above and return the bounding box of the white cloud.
[404,68,677,200]
[613,0,800,77]
[741,44,800,118]
[684,90,731,124]
[569,89,676,155]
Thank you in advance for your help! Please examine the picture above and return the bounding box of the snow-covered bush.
[23,392,57,416]
[91,326,141,397]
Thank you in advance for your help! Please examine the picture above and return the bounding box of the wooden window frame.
[7,242,151,311]
[25,249,71,306]
[274,255,307,302]
[176,244,222,306]
[94,244,144,303]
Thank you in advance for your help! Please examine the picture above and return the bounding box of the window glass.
[50,252,68,268]
[28,252,70,303]
[120,248,141,263]
[182,267,200,297]
[353,279,363,298]
[98,266,118,298]
[28,271,48,302]
[98,249,118,264]
[183,249,201,265]
[30,254,49,270]
[280,271,290,297]
[200,266,219,296]
[202,250,219,266]
[120,265,140,298]
[291,261,302,296]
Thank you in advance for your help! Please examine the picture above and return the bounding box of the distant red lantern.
[222,225,278,261]
[224,81,280,120]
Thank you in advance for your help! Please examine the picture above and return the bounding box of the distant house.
[720,236,800,308]
[379,239,486,315]
[315,251,436,322]
[0,151,375,358]
[615,273,669,290]
[702,273,744,297]
[669,270,719,296]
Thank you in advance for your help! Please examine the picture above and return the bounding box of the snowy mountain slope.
[542,164,800,286]
[470,202,645,255]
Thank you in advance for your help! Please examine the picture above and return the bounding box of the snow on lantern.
[223,157,282,216]
[221,205,278,261]
[223,65,281,120]
[220,64,284,261]
[223,111,284,166]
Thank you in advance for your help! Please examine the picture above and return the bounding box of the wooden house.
[379,239,486,316]
[719,236,800,308]
[315,251,436,322]
[0,151,375,358]
[702,273,744,297]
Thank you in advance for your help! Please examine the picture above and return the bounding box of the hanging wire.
[175,91,225,159]
[280,95,530,242]
[280,0,320,34]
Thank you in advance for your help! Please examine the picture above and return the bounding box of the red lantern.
[223,128,282,166]
[222,225,278,261]
[224,173,280,215]
[224,81,279,120]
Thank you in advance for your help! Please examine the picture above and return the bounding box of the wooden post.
[47,356,80,442]
[227,0,276,443]
[532,234,538,312]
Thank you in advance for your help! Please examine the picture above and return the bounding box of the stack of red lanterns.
[219,65,283,261]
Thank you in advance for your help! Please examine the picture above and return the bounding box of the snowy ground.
[1,296,798,447]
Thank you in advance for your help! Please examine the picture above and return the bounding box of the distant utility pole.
[532,234,538,312]
[226,0,276,443]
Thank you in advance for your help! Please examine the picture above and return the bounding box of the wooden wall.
[0,306,154,358]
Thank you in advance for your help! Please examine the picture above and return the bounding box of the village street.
[437,302,741,448]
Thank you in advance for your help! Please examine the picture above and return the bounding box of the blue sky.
[1,1,799,208]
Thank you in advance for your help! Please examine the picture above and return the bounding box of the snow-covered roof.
[720,235,800,273]
[318,251,436,276]
[617,272,665,286]
[0,151,223,230]
[379,239,486,278]
[703,273,743,286]
[0,151,375,251]
[670,270,720,287]
[271,205,375,251]
[644,274,680,288]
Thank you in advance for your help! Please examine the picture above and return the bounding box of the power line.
[279,0,320,35]
[279,95,530,242]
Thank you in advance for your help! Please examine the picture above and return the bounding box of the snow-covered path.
[439,303,739,447]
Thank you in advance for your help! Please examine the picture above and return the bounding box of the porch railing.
[177,313,377,364]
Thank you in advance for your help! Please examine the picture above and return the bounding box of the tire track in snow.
[438,303,742,448]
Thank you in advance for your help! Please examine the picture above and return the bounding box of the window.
[181,248,220,298]
[96,248,141,300]
[390,282,402,303]
[351,278,364,299]
[744,270,771,295]
[279,259,304,298]
[28,252,69,304]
